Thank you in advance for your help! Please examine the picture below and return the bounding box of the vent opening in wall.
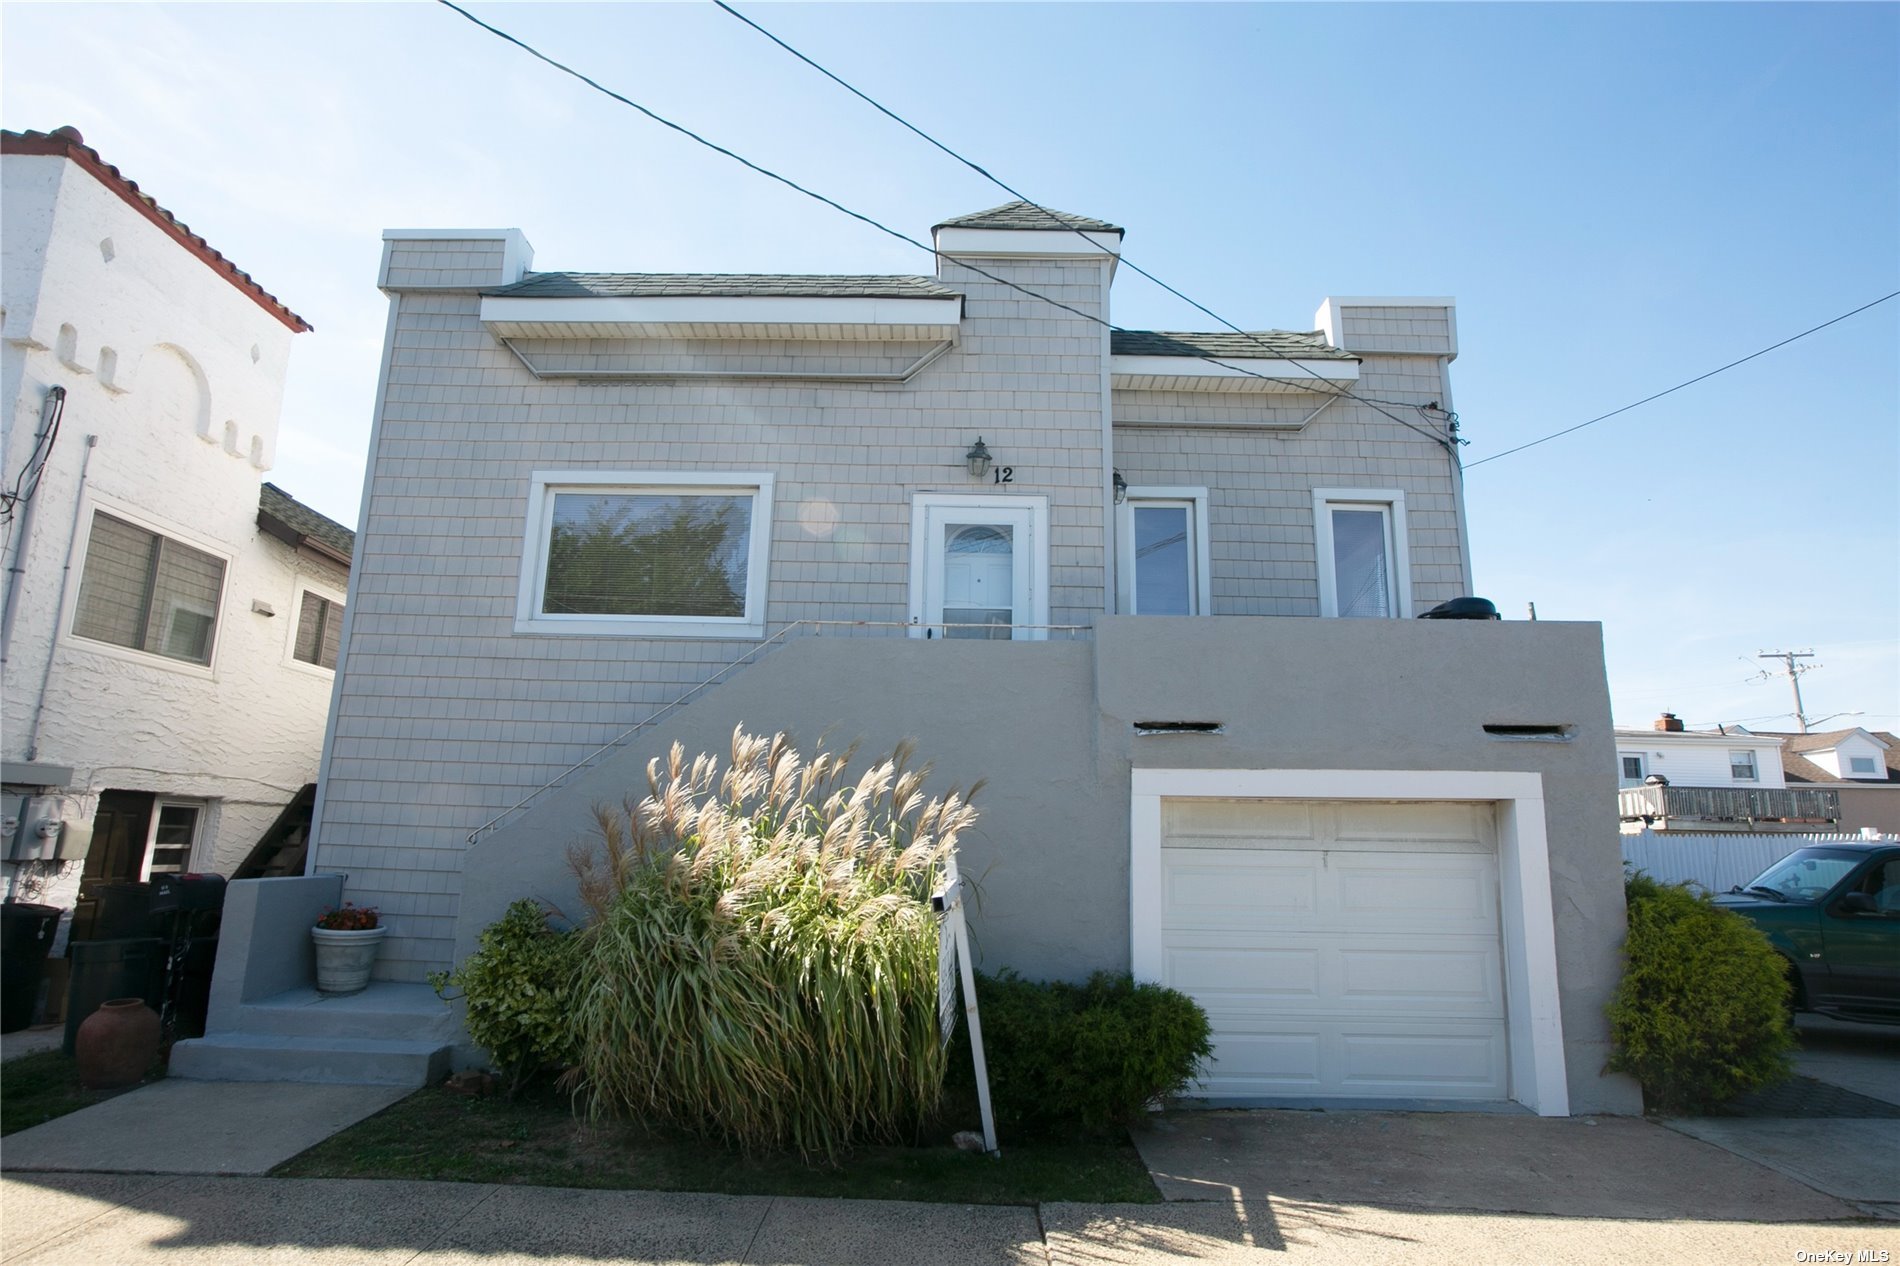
[1483,723,1575,741]
[1134,721,1224,736]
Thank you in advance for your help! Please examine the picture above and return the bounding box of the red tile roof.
[3,126,312,333]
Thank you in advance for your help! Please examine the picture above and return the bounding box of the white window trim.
[514,471,775,638]
[139,798,208,880]
[1116,486,1211,616]
[1129,767,1569,1117]
[907,493,1050,641]
[1312,487,1413,619]
[1619,752,1648,783]
[283,577,347,678]
[61,491,235,679]
[1729,749,1759,782]
[1849,755,1881,777]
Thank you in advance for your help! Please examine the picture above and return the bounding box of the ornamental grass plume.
[566,727,977,1161]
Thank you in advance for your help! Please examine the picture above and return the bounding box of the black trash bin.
[62,937,163,1056]
[1,902,63,1033]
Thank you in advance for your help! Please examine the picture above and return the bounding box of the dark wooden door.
[70,790,153,941]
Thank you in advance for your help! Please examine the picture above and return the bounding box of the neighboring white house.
[1753,727,1900,836]
[1614,712,1841,833]
[1,127,350,935]
[183,201,1641,1117]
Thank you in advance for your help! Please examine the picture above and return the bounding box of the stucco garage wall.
[463,616,1640,1115]
[1091,615,1640,1115]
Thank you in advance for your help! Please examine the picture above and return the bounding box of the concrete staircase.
[170,981,454,1086]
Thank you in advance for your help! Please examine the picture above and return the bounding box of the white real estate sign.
[934,858,999,1155]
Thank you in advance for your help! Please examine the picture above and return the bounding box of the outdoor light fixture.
[964,437,993,479]
[1112,470,1127,504]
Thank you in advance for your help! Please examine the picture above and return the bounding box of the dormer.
[1796,729,1892,781]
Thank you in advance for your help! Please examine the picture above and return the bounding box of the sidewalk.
[6,1172,1897,1264]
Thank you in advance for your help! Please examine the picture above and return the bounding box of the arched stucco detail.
[134,343,213,441]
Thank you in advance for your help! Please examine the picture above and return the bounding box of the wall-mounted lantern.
[1112,470,1127,504]
[964,437,993,479]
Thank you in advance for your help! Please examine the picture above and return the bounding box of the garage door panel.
[1165,855,1317,925]
[1338,1030,1508,1095]
[1199,1032,1324,1094]
[1337,948,1504,1012]
[1165,947,1318,998]
[1333,801,1492,849]
[1165,799,1316,842]
[1332,856,1497,925]
[1160,797,1507,1103]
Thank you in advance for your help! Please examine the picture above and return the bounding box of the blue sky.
[5,2,1894,731]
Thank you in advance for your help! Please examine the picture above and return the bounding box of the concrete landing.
[0,1080,410,1175]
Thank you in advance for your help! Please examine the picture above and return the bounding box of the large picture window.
[71,511,227,666]
[1312,488,1413,619]
[517,472,774,637]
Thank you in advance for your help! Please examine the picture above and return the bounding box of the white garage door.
[1161,798,1507,1101]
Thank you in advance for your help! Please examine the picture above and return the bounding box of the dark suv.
[1714,841,1900,1023]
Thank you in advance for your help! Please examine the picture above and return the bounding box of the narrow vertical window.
[1313,489,1412,619]
[1117,488,1209,616]
[293,590,344,670]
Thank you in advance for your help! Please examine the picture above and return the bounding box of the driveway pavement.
[4,1012,1897,1263]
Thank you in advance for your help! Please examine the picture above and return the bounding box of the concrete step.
[231,982,456,1042]
[169,1032,450,1086]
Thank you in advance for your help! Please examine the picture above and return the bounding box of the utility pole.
[1756,650,1819,733]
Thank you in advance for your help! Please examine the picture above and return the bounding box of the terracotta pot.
[74,997,160,1090]
[312,925,387,994]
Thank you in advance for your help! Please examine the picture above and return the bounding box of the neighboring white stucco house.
[1,127,350,936]
[183,202,1641,1117]
[1614,713,1843,833]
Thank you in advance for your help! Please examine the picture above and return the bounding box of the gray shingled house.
[178,204,1641,1116]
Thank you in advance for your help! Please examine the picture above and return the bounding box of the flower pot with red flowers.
[312,904,385,995]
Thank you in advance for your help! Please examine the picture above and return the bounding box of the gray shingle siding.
[319,216,1466,980]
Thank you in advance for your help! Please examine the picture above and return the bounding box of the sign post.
[933,858,999,1156]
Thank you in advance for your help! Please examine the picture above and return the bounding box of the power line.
[435,1,1454,450]
[1465,292,1900,469]
[711,0,1457,449]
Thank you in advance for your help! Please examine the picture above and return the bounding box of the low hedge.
[430,899,579,1098]
[956,970,1212,1130]
[1606,873,1794,1114]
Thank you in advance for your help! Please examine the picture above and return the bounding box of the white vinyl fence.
[1621,830,1893,894]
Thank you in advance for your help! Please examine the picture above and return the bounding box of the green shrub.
[430,899,579,1098]
[1607,873,1794,1113]
[957,970,1212,1131]
[567,728,973,1161]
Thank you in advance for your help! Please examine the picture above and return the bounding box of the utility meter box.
[5,795,94,862]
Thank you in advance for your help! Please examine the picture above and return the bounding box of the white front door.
[909,494,1049,640]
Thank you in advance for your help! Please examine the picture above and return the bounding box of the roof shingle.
[258,484,354,565]
[1111,329,1356,361]
[485,273,961,300]
[933,202,1123,234]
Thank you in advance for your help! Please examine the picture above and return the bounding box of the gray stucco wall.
[461,617,1640,1115]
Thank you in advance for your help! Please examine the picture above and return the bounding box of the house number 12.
[991,467,1015,484]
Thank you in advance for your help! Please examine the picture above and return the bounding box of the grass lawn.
[1,1050,161,1136]
[274,1082,1161,1205]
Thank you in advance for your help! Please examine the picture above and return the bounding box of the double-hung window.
[1620,754,1647,783]
[1312,488,1412,619]
[1729,750,1759,782]
[71,510,227,666]
[516,472,774,637]
[1116,488,1210,615]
